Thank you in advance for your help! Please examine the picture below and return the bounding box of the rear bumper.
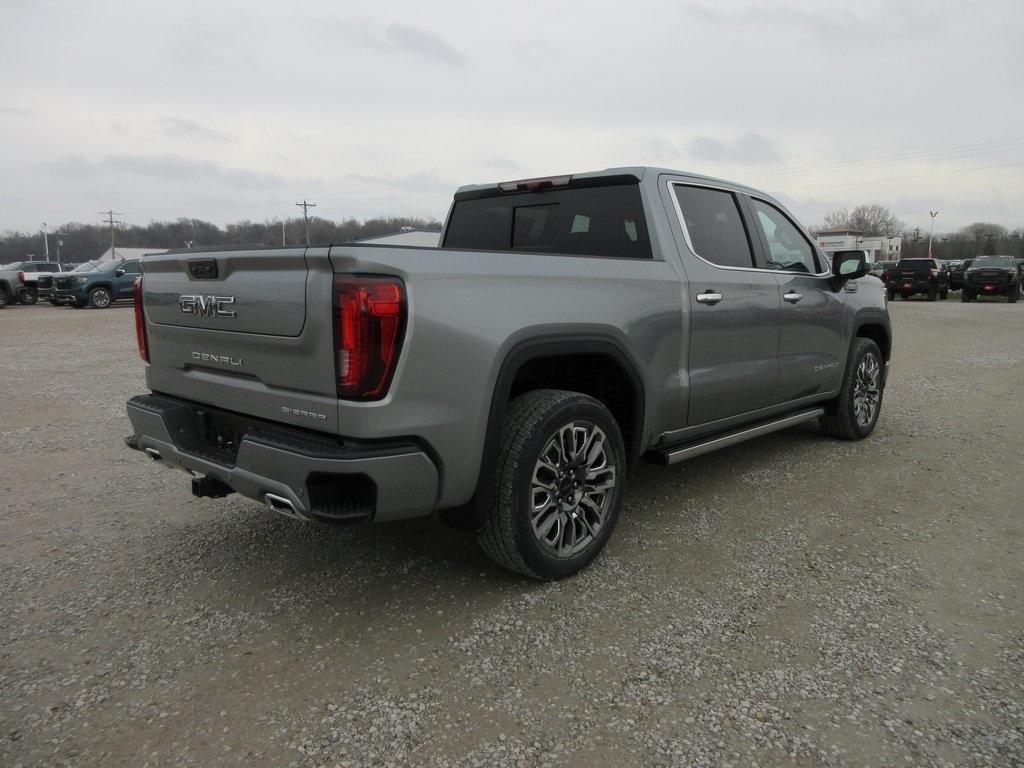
[125,393,439,523]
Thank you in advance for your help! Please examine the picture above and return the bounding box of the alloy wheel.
[852,353,881,428]
[530,421,617,558]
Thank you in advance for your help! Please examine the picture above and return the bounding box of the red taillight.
[133,277,148,362]
[17,271,25,284]
[334,276,405,399]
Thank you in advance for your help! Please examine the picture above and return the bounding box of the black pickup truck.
[961,255,1021,303]
[884,258,948,301]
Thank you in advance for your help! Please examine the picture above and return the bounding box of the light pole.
[927,211,938,258]
[41,222,50,260]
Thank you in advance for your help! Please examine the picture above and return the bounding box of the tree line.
[810,205,1023,260]
[0,216,443,264]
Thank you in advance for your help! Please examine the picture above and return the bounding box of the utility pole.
[927,211,938,258]
[912,226,921,258]
[41,222,50,260]
[295,199,316,246]
[99,209,123,259]
[281,218,287,246]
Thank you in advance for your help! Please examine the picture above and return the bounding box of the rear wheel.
[88,287,112,308]
[0,287,8,308]
[478,389,625,580]
[926,287,937,301]
[1008,284,1020,303]
[820,338,883,441]
[961,289,972,303]
[885,287,895,301]
[20,288,38,305]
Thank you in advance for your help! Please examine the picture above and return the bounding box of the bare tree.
[816,205,904,237]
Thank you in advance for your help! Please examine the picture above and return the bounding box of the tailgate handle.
[188,259,219,280]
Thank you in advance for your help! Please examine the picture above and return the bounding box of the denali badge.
[191,351,243,367]
[180,294,236,318]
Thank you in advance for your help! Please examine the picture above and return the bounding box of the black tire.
[0,287,8,309]
[477,389,626,580]
[961,289,971,303]
[819,338,884,441]
[88,287,112,309]
[1008,284,1020,304]
[885,287,895,301]
[20,288,38,305]
[940,289,948,300]
[926,287,937,302]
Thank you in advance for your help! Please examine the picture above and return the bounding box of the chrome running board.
[652,407,825,465]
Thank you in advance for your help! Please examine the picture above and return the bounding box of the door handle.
[696,291,723,305]
[783,292,803,304]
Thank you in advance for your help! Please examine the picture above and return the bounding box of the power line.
[780,158,1024,194]
[746,136,1024,181]
[295,199,316,246]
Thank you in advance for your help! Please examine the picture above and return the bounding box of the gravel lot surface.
[1,299,1022,767]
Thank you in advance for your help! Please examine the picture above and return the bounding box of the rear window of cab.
[443,184,653,259]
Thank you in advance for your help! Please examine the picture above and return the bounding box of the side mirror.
[832,250,867,280]
[115,269,125,277]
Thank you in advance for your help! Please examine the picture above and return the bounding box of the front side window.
[121,261,141,274]
[672,185,754,268]
[750,199,820,273]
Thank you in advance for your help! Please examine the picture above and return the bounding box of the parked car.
[0,263,27,308]
[961,255,1021,303]
[38,260,104,304]
[53,258,142,308]
[0,260,65,305]
[869,260,897,280]
[125,167,891,579]
[884,258,949,301]
[948,258,974,291]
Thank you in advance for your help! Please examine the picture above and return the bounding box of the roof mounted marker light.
[498,175,573,193]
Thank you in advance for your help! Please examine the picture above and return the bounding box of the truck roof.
[454,166,769,199]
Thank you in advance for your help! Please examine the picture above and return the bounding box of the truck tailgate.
[140,247,342,432]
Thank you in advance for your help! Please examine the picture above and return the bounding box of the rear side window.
[672,185,754,268]
[443,184,652,259]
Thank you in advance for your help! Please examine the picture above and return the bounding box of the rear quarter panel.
[327,245,685,508]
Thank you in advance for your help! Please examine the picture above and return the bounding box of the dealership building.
[815,227,901,263]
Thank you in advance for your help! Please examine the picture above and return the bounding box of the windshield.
[896,259,937,270]
[969,256,1014,269]
[72,260,102,273]
[1,261,26,270]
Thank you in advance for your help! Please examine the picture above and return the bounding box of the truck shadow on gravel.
[136,424,828,599]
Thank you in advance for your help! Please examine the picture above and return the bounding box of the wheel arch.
[443,332,647,532]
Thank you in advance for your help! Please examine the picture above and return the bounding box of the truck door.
[745,197,845,402]
[665,181,782,426]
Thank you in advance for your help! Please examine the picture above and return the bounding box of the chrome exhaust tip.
[264,493,307,520]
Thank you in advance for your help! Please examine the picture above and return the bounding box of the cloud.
[357,23,467,67]
[685,2,938,40]
[44,154,283,187]
[158,117,233,143]
[689,131,783,165]
[347,171,456,194]
[0,106,35,117]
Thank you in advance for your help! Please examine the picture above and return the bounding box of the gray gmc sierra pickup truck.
[126,167,891,579]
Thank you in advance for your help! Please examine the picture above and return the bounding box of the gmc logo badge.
[180,295,236,318]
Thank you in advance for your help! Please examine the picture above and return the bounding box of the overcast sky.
[1,0,1022,236]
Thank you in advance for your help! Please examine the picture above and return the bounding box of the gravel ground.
[1,299,1022,767]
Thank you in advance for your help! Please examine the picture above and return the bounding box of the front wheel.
[1008,284,1020,304]
[88,287,112,308]
[819,338,884,440]
[19,288,38,305]
[477,389,625,580]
